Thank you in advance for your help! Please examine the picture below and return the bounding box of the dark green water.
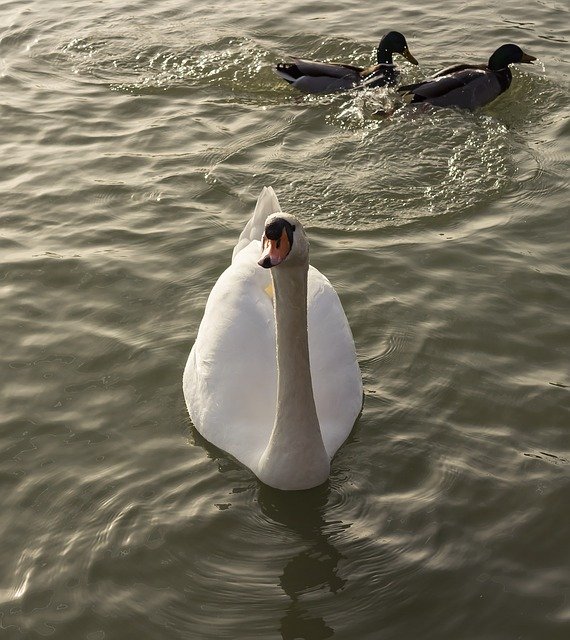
[1,1,568,638]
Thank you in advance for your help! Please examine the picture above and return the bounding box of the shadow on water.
[257,482,347,640]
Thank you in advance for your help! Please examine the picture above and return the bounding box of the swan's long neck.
[257,261,330,490]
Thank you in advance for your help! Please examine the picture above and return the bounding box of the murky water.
[1,1,568,638]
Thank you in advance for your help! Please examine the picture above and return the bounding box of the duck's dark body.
[398,44,535,110]
[400,64,512,110]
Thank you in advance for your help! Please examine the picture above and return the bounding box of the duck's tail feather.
[232,187,282,261]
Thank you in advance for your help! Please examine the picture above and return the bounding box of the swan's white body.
[183,187,362,490]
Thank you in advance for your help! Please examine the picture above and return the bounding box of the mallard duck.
[183,187,362,490]
[398,43,536,110]
[275,31,418,94]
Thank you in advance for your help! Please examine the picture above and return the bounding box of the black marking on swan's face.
[259,217,296,269]
[264,217,295,246]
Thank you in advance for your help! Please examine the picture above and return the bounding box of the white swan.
[183,187,362,490]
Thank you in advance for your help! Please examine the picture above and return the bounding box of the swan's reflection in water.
[257,482,349,640]
[193,430,352,638]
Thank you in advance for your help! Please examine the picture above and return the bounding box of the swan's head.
[258,213,308,269]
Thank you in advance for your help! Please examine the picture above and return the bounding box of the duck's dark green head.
[488,44,536,70]
[377,31,418,65]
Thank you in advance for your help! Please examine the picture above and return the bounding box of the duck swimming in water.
[275,31,418,94]
[398,43,536,110]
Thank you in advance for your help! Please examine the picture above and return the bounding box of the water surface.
[0,1,569,638]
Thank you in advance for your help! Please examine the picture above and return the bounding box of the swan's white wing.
[186,187,283,471]
[183,257,362,468]
[307,267,363,457]
[184,260,362,468]
[183,239,277,471]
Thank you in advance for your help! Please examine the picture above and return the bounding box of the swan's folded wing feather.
[307,267,363,457]
[184,241,277,470]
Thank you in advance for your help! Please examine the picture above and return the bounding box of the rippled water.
[1,0,569,638]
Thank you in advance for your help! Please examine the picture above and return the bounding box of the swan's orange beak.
[258,228,291,268]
